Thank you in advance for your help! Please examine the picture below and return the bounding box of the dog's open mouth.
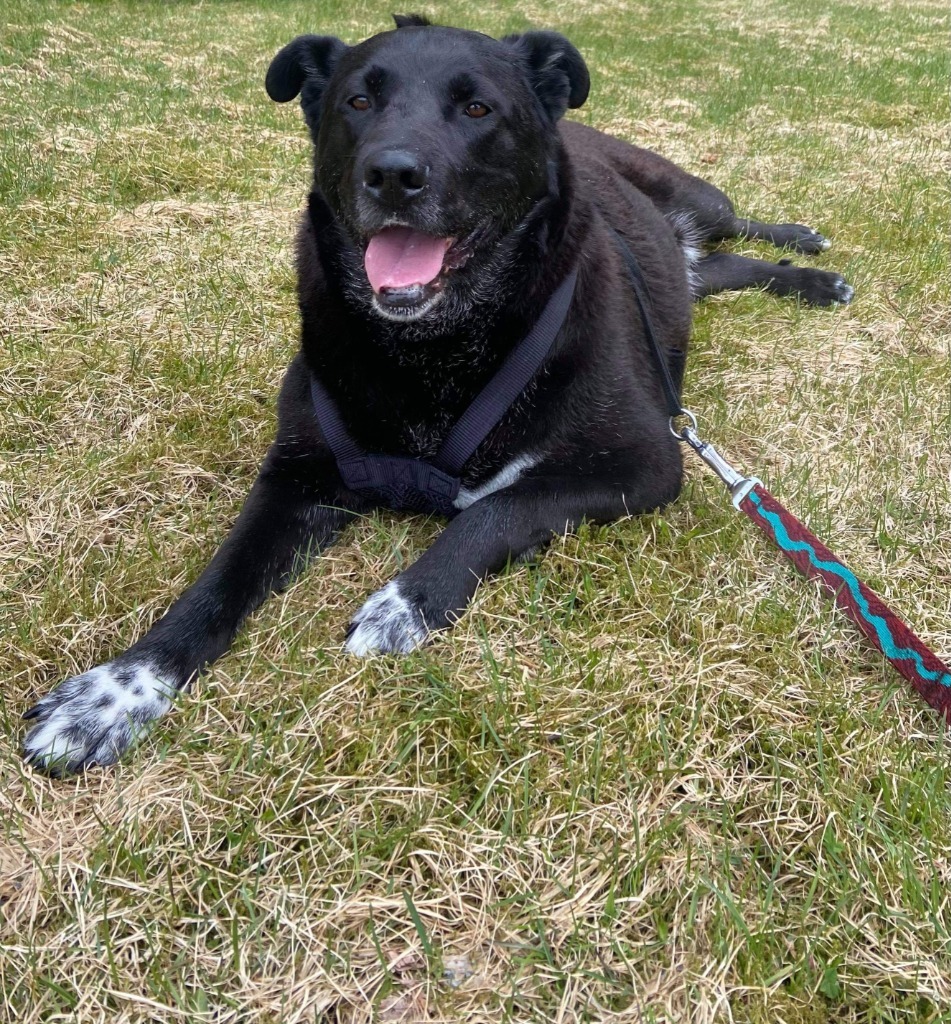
[364,226,470,315]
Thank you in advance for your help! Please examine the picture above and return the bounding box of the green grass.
[1,1,950,1021]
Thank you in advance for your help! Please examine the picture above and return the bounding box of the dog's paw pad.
[345,582,429,656]
[22,661,174,776]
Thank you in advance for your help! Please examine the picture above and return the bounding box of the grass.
[1,0,950,1020]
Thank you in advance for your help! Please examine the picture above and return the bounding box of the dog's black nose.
[363,150,428,205]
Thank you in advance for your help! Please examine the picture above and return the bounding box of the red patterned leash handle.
[675,414,951,718]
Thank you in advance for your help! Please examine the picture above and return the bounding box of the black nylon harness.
[310,231,685,518]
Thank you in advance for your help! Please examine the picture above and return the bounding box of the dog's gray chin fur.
[370,289,446,322]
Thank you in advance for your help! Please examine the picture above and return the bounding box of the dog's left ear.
[503,30,590,120]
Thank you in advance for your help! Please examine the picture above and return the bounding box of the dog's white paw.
[23,660,175,775]
[345,581,429,656]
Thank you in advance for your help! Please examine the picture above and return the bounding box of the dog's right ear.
[265,35,348,104]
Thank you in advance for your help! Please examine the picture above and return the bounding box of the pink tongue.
[364,227,450,292]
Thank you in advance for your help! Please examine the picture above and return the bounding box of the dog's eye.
[348,95,371,111]
[464,101,491,119]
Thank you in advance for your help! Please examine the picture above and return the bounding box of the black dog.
[23,16,853,774]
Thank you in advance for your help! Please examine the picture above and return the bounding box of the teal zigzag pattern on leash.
[739,485,951,716]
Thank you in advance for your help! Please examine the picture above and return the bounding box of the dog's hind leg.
[657,172,833,255]
[22,459,359,775]
[691,252,853,306]
[674,192,833,255]
[595,127,836,258]
[731,218,832,255]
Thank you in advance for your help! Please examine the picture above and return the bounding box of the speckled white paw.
[345,581,429,656]
[23,661,174,775]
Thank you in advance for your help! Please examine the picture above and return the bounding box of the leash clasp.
[671,410,760,508]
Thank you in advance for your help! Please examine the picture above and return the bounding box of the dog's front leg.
[23,458,357,775]
[346,468,679,655]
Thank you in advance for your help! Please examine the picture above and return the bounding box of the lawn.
[1,0,949,1021]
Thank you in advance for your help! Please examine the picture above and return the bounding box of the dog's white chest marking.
[453,453,538,510]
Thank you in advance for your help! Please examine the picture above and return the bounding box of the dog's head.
[267,15,588,323]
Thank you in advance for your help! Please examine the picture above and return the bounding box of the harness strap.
[309,374,365,465]
[308,266,579,517]
[432,266,578,475]
[611,229,686,419]
[312,370,463,514]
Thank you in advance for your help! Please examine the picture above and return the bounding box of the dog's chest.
[354,348,503,458]
[349,377,458,460]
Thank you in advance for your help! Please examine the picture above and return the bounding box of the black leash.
[611,229,687,419]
